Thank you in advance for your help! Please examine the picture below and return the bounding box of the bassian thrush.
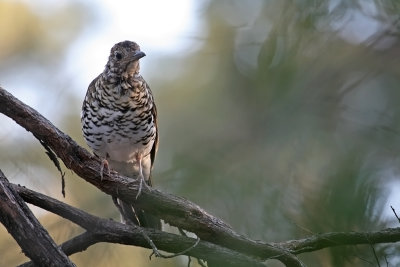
[81,40,161,229]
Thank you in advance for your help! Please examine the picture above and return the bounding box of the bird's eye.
[115,52,122,60]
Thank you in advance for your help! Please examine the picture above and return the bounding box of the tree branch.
[18,232,98,267]
[12,182,266,267]
[0,170,75,267]
[2,86,400,266]
[0,87,303,266]
[276,227,400,254]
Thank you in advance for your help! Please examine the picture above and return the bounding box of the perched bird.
[81,40,161,229]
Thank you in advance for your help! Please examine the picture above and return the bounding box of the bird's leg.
[136,155,144,199]
[135,154,150,199]
[99,153,111,181]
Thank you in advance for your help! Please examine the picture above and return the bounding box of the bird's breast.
[82,95,156,162]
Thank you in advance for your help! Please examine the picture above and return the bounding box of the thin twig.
[390,206,400,224]
[384,255,389,267]
[149,236,201,259]
[178,229,193,267]
[178,228,206,267]
[39,139,66,197]
[370,244,381,267]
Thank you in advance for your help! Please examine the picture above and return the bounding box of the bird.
[81,40,161,229]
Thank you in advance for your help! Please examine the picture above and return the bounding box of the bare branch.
[13,183,266,267]
[18,232,98,267]
[370,244,381,267]
[6,85,400,264]
[3,84,400,265]
[0,86,303,266]
[277,227,400,254]
[61,231,99,256]
[391,206,400,224]
[0,170,74,267]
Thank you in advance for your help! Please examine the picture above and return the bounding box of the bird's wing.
[150,103,158,166]
[84,75,100,105]
[146,81,158,187]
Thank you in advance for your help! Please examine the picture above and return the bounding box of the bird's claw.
[100,158,111,181]
[135,174,151,199]
[136,174,144,199]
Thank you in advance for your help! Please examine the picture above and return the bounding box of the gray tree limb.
[0,170,75,267]
[0,87,303,266]
[2,86,400,266]
[11,182,265,267]
[276,228,400,254]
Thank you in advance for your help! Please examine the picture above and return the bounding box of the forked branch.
[1,87,400,266]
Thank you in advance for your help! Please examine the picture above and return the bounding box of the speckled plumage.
[81,41,160,228]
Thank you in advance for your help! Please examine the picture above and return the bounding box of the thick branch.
[61,231,99,256]
[0,171,74,267]
[0,87,303,265]
[10,181,400,267]
[13,183,265,267]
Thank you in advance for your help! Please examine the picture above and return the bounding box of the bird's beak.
[124,51,146,76]
[129,51,146,62]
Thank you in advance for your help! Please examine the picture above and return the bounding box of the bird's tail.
[133,203,162,230]
[118,199,161,230]
[109,159,161,230]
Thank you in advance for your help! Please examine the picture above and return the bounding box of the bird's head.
[106,40,146,79]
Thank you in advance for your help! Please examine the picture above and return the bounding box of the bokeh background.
[1,0,400,266]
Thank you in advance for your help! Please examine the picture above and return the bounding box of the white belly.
[103,136,154,163]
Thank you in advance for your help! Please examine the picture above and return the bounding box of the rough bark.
[1,86,400,266]
[0,171,75,267]
[0,86,303,266]
[12,183,265,267]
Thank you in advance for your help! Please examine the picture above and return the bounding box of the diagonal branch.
[0,170,75,267]
[1,86,400,265]
[0,87,303,265]
[18,232,98,267]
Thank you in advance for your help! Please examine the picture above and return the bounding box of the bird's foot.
[100,158,111,181]
[135,154,151,199]
[136,173,151,199]
[136,173,144,199]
